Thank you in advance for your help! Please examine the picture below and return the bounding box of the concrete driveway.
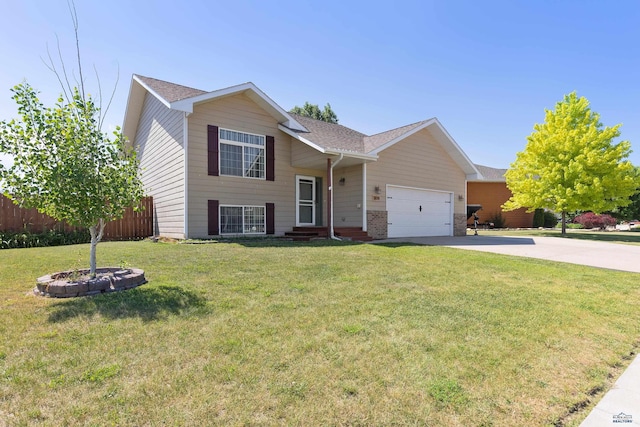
[375,234,640,273]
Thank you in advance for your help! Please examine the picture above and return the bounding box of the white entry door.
[387,186,453,237]
[296,175,316,226]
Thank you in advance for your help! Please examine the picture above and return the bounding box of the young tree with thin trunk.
[502,92,637,235]
[0,1,143,277]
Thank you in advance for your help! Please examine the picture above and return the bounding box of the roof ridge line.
[366,119,434,138]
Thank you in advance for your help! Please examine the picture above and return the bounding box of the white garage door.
[387,186,453,238]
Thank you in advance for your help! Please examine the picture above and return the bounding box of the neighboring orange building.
[467,164,534,228]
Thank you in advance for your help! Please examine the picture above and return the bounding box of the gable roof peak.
[367,118,434,138]
[129,75,306,132]
[364,118,437,152]
[133,74,207,103]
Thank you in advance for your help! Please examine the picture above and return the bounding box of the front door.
[296,175,316,226]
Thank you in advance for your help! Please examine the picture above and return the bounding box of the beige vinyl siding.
[291,141,329,168]
[186,93,326,238]
[135,93,185,238]
[367,128,466,214]
[333,165,364,227]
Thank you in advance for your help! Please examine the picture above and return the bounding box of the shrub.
[543,211,558,228]
[533,209,545,227]
[0,229,90,249]
[486,212,507,228]
[573,212,617,229]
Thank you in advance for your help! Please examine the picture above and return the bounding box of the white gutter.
[330,153,344,240]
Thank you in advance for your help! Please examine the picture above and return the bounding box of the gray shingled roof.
[364,120,433,152]
[135,75,206,103]
[135,75,448,157]
[288,115,439,155]
[474,164,507,181]
[288,114,367,152]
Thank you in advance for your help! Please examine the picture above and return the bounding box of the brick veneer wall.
[454,213,467,236]
[367,210,388,239]
[368,210,466,238]
[467,182,534,228]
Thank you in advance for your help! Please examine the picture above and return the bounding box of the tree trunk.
[88,219,106,278]
[561,211,567,236]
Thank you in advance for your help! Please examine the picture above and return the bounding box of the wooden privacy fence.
[0,195,153,240]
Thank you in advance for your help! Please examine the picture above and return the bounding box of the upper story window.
[219,128,265,179]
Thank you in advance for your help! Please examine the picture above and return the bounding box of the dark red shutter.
[208,200,219,235]
[266,135,275,181]
[207,125,219,176]
[266,203,275,234]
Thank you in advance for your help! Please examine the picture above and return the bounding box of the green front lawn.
[1,240,639,426]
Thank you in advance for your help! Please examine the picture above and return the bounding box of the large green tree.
[503,92,636,234]
[290,102,339,124]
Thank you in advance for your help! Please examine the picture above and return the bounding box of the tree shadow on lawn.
[187,238,363,248]
[47,285,209,323]
[369,242,424,249]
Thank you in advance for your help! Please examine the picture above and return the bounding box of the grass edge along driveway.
[1,240,638,426]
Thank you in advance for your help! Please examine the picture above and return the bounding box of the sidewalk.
[579,353,640,426]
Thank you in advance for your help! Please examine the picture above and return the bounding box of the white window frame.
[219,128,266,180]
[219,204,266,235]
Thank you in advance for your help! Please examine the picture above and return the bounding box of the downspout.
[362,162,367,232]
[329,153,344,240]
[183,112,190,239]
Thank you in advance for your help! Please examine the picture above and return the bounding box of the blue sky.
[1,0,639,168]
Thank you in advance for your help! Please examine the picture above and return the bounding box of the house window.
[220,205,265,234]
[219,128,265,179]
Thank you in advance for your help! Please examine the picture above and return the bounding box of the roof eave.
[171,83,308,132]
[367,119,437,156]
[278,124,377,162]
[132,74,171,108]
[278,124,327,153]
[122,76,152,143]
[325,149,377,162]
[369,118,480,178]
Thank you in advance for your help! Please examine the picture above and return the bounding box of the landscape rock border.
[34,267,146,298]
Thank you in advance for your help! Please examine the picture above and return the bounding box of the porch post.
[327,157,332,238]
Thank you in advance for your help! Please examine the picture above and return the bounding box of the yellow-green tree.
[503,92,637,234]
